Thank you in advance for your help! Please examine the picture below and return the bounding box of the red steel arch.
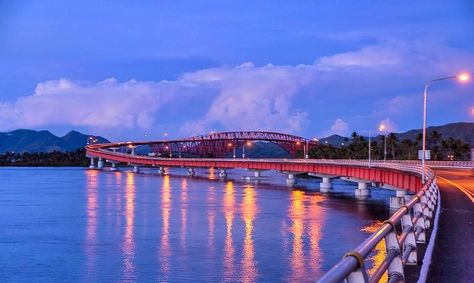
[142,131,319,158]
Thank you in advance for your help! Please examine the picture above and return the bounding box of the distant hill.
[0,129,109,153]
[319,134,349,147]
[320,122,474,147]
[395,122,474,146]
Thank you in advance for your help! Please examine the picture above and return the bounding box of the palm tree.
[429,131,443,160]
[386,133,399,159]
[400,139,414,159]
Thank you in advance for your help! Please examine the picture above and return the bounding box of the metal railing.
[318,165,439,283]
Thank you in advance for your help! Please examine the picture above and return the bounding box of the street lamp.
[421,72,470,183]
[379,124,387,161]
[242,141,251,158]
[228,142,236,159]
[368,130,372,168]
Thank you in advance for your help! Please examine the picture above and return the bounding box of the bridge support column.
[188,168,196,176]
[355,182,370,197]
[320,177,332,193]
[286,173,296,185]
[218,169,227,178]
[390,190,406,209]
[157,167,164,175]
[89,157,96,169]
[133,165,140,174]
[110,162,119,171]
[97,157,104,169]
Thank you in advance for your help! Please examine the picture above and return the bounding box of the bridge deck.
[428,168,474,281]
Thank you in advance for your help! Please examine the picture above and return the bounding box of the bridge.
[85,131,473,282]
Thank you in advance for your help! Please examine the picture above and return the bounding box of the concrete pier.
[157,167,164,175]
[218,169,227,178]
[286,173,296,185]
[89,157,96,169]
[110,162,119,171]
[355,182,370,197]
[97,157,104,169]
[133,165,140,173]
[320,177,332,193]
[390,190,406,209]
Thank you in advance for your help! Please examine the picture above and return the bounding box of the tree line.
[307,131,471,161]
[0,148,89,166]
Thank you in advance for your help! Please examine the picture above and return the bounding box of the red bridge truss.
[108,131,319,158]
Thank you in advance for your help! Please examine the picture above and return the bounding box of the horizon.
[2,120,473,141]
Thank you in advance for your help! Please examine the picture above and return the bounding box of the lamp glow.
[457,73,470,83]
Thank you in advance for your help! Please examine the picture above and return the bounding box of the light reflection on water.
[160,175,172,279]
[1,167,390,282]
[85,169,98,279]
[122,172,136,281]
[223,181,236,282]
[241,184,258,283]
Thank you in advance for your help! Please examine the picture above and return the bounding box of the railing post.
[385,229,404,281]
[420,195,432,229]
[401,214,417,265]
[413,202,426,243]
[344,252,369,283]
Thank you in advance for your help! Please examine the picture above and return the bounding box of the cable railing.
[318,165,439,283]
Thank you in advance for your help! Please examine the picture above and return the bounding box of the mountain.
[319,122,474,146]
[396,122,474,146]
[319,135,349,147]
[0,129,109,153]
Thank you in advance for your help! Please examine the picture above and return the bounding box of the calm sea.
[0,167,391,282]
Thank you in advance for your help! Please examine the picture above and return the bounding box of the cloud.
[316,43,401,70]
[324,118,349,137]
[0,36,472,139]
[180,62,315,134]
[0,78,174,130]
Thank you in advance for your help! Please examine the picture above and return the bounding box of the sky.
[0,0,473,140]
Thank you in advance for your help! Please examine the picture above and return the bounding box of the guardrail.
[318,165,439,283]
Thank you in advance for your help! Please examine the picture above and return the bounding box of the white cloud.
[324,118,349,137]
[316,43,402,71]
[180,62,315,134]
[0,78,172,130]
[0,37,473,138]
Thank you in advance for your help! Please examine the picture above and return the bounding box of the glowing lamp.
[457,72,470,83]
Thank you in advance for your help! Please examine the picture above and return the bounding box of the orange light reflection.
[223,181,236,282]
[159,175,172,276]
[208,186,216,251]
[180,178,188,250]
[241,185,258,282]
[308,195,324,275]
[361,221,387,281]
[209,167,216,180]
[288,190,305,282]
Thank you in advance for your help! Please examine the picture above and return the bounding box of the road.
[428,168,474,282]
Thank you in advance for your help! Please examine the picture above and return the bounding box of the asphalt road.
[428,168,474,282]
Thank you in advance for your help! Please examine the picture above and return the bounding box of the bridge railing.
[318,165,439,283]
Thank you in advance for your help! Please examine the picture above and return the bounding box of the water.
[0,167,391,282]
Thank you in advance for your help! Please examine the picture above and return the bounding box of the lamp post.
[242,141,251,158]
[228,143,236,159]
[421,72,470,183]
[379,124,386,161]
[368,130,372,168]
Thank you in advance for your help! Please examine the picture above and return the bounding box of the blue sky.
[0,1,473,140]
